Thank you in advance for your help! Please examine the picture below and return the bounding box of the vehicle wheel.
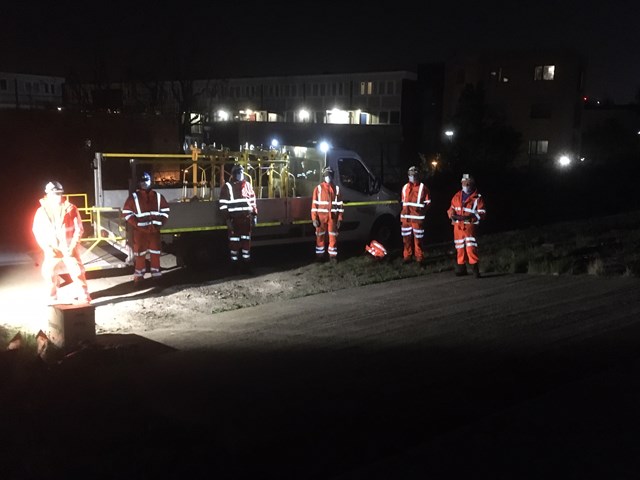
[370,216,399,247]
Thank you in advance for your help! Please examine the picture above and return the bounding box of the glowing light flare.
[0,263,51,334]
[327,108,349,124]
[298,109,310,121]
[558,155,572,167]
[319,141,330,153]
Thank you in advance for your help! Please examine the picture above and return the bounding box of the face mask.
[324,176,332,183]
[408,175,415,183]
[462,186,471,194]
[48,192,63,204]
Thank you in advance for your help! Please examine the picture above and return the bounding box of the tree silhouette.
[447,83,522,174]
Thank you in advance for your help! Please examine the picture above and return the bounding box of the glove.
[312,219,320,228]
[451,214,463,221]
[226,218,233,230]
[336,220,341,229]
[252,215,257,227]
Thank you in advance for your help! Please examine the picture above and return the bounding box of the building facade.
[0,72,64,110]
[442,50,586,167]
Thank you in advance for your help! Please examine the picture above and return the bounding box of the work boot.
[241,261,253,274]
[315,255,324,263]
[455,263,468,276]
[329,257,338,265]
[472,263,481,278]
[402,257,412,265]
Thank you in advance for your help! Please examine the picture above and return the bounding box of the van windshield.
[337,157,375,194]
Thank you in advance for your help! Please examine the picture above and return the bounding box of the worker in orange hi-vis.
[219,164,258,274]
[32,180,91,304]
[400,165,431,266]
[311,166,344,264]
[447,173,486,278]
[122,172,171,285]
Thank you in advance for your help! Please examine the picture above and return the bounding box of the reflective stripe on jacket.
[311,182,344,222]
[400,182,431,222]
[32,197,84,251]
[219,180,257,218]
[447,190,486,224]
[122,189,170,229]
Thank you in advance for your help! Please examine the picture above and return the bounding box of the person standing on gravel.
[32,180,91,304]
[447,174,486,278]
[311,166,343,263]
[220,164,258,273]
[122,171,171,285]
[400,165,431,266]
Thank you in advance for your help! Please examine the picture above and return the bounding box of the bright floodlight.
[271,139,279,148]
[299,109,310,121]
[558,155,571,167]
[444,130,454,137]
[319,141,330,153]
[218,110,229,121]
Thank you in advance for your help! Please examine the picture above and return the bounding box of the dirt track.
[3,259,640,479]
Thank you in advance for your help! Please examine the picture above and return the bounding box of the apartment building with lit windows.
[192,70,419,180]
[442,50,586,167]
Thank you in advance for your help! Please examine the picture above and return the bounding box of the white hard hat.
[45,181,64,194]
[461,173,474,183]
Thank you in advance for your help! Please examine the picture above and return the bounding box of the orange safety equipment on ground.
[365,240,387,259]
[447,173,486,277]
[32,180,91,303]
[311,168,344,262]
[122,172,170,283]
[400,167,431,263]
[219,165,258,268]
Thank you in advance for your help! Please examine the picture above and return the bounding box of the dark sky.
[2,0,639,103]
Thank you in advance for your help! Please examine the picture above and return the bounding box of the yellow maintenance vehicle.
[78,143,400,269]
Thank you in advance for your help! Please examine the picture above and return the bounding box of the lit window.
[490,67,509,83]
[534,65,555,81]
[359,81,373,95]
[528,140,549,155]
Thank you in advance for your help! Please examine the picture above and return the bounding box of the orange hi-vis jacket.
[122,188,170,230]
[32,196,84,254]
[400,181,431,224]
[447,189,486,225]
[219,179,257,219]
[311,182,344,224]
[365,240,387,258]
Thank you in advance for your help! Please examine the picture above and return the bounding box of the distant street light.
[558,155,572,167]
[444,130,454,138]
[319,140,330,168]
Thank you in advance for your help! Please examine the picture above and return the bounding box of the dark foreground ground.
[2,256,640,479]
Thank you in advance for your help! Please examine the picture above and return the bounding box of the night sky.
[1,0,639,103]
